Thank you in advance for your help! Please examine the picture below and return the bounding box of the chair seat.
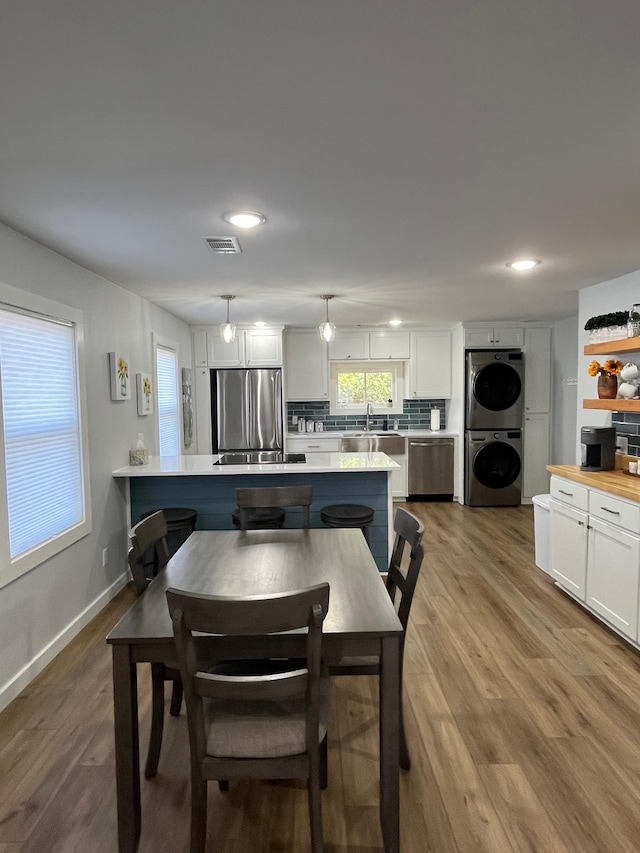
[204,676,330,759]
[231,507,286,529]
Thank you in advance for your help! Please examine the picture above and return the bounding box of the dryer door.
[472,440,521,489]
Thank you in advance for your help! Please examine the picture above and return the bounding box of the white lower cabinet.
[388,452,407,499]
[586,517,640,639]
[550,498,588,600]
[550,475,640,643]
[523,413,550,499]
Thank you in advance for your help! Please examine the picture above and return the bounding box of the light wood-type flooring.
[2,502,640,851]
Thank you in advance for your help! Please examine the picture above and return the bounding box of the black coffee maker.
[580,426,616,472]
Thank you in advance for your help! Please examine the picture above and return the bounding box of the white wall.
[578,269,640,458]
[0,223,193,710]
[551,315,579,464]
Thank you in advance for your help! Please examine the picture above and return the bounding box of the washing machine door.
[472,440,521,489]
[466,350,524,429]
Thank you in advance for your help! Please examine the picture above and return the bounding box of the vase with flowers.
[588,359,624,399]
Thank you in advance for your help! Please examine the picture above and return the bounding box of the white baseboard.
[0,572,130,714]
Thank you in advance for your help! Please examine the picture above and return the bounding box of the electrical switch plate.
[102,548,109,567]
[617,436,629,455]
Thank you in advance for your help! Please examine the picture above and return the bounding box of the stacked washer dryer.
[465,349,524,506]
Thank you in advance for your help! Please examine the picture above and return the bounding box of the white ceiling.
[2,1,640,329]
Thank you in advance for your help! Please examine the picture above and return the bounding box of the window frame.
[153,333,182,456]
[0,284,92,589]
[329,361,405,416]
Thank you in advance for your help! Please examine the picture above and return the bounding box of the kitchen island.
[113,452,399,571]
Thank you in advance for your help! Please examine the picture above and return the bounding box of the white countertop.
[113,453,400,477]
[287,429,458,439]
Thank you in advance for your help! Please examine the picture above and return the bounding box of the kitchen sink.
[341,433,405,454]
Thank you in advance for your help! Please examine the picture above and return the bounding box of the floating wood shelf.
[583,399,640,411]
[584,335,640,356]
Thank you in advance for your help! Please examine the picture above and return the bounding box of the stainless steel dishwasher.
[408,437,454,499]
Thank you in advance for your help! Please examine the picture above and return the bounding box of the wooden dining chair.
[329,506,424,770]
[128,511,183,779]
[235,484,314,530]
[166,582,330,853]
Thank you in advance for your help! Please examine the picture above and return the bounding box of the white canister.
[298,419,306,433]
[306,420,315,432]
[430,409,441,431]
[315,422,323,432]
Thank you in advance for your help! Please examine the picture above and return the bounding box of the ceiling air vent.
[202,236,242,255]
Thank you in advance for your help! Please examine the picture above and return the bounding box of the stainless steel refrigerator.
[211,368,283,452]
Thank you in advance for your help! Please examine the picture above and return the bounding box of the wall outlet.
[102,547,109,567]
[617,436,629,455]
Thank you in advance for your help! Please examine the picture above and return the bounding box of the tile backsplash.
[287,399,446,432]
[612,411,640,457]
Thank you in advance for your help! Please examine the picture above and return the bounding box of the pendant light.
[220,295,236,343]
[319,295,336,343]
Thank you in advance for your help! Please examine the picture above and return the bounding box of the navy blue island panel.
[129,471,390,571]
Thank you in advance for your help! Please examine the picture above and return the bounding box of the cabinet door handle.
[559,489,573,496]
[307,444,320,449]
[578,521,584,526]
[600,506,621,515]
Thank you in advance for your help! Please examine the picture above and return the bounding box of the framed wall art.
[109,352,131,400]
[136,372,153,415]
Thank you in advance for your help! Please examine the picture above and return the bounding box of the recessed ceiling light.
[223,210,267,228]
[389,319,403,327]
[254,321,266,327]
[506,258,541,271]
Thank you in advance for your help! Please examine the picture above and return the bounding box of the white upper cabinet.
[464,326,524,348]
[193,330,208,367]
[194,328,283,368]
[410,331,452,398]
[369,331,411,360]
[524,326,551,413]
[285,331,329,401]
[243,329,283,366]
[328,331,370,360]
[207,333,244,366]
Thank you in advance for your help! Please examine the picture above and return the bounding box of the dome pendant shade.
[220,295,236,343]
[319,295,336,343]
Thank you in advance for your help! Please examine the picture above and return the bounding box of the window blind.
[156,345,180,456]
[0,309,84,559]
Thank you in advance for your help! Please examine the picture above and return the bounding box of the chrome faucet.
[365,402,374,431]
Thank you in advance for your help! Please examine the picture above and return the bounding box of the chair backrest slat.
[236,485,313,529]
[128,510,171,595]
[386,507,424,630]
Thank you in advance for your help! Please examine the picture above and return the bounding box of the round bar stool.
[320,504,374,542]
[141,507,197,562]
[231,507,286,530]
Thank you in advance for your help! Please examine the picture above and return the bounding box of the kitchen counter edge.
[547,464,640,502]
[113,453,400,477]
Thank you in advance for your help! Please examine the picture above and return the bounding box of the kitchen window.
[0,290,91,588]
[329,362,405,415]
[155,335,181,456]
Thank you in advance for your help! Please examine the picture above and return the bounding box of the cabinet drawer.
[287,437,342,453]
[589,491,640,533]
[550,476,589,511]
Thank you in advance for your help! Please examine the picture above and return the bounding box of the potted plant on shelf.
[588,359,624,399]
[584,311,629,343]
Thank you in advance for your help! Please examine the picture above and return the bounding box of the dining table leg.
[112,644,141,853]
[379,636,400,853]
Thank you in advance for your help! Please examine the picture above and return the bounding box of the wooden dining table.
[107,527,403,853]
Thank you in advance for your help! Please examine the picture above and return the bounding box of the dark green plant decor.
[584,311,629,332]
